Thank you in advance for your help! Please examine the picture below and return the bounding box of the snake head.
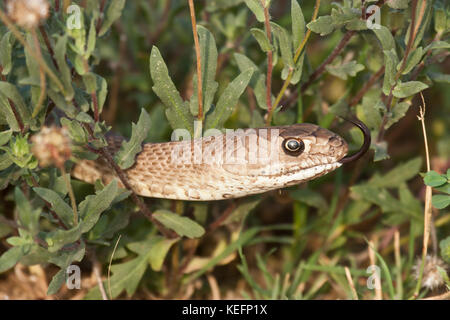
[221,123,349,186]
[272,123,349,180]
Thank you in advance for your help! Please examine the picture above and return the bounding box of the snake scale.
[72,120,370,201]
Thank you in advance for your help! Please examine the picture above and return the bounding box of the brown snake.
[72,119,370,201]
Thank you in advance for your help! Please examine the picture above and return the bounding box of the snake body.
[72,123,366,201]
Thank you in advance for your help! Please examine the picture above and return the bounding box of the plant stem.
[280,31,356,112]
[188,0,203,121]
[349,66,385,107]
[377,0,426,142]
[262,1,273,125]
[92,92,99,122]
[302,30,356,92]
[55,0,61,12]
[413,93,432,298]
[96,0,107,33]
[207,201,237,234]
[266,0,321,126]
[8,98,25,133]
[149,0,172,45]
[39,26,58,68]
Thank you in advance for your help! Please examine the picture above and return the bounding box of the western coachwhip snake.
[72,120,370,201]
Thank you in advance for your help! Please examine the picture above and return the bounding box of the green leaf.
[428,72,450,84]
[0,129,12,146]
[33,187,74,228]
[307,16,335,36]
[79,180,119,233]
[385,101,411,129]
[359,90,383,130]
[440,236,450,263]
[45,223,83,253]
[95,75,108,115]
[0,31,14,76]
[0,82,31,131]
[369,158,422,188]
[392,81,428,98]
[205,68,254,130]
[114,109,151,169]
[424,41,450,52]
[223,198,261,225]
[47,269,66,295]
[15,187,40,234]
[85,18,97,58]
[0,246,26,273]
[271,22,294,67]
[244,0,265,22]
[290,52,305,85]
[345,18,369,31]
[386,0,410,9]
[234,53,267,110]
[373,26,396,51]
[382,49,399,95]
[188,228,259,281]
[47,243,85,295]
[291,0,305,49]
[423,171,447,187]
[432,195,450,209]
[86,237,163,299]
[47,90,77,118]
[54,35,74,101]
[150,46,194,135]
[86,253,148,299]
[148,237,179,271]
[399,47,423,75]
[0,152,13,171]
[325,60,365,80]
[82,72,97,94]
[290,189,328,211]
[351,185,407,215]
[251,28,272,52]
[434,6,447,33]
[98,0,126,36]
[153,210,205,239]
[190,25,219,117]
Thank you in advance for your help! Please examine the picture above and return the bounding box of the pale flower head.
[7,0,50,29]
[413,255,448,290]
[31,126,72,168]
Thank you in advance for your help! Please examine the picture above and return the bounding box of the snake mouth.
[338,118,371,164]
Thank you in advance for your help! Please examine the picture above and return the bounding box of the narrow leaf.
[98,0,126,36]
[392,81,428,98]
[291,0,305,49]
[79,180,119,233]
[205,69,254,130]
[33,187,74,228]
[153,210,205,239]
[115,109,151,169]
[150,46,194,134]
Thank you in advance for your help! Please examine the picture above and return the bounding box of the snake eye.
[282,138,305,155]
